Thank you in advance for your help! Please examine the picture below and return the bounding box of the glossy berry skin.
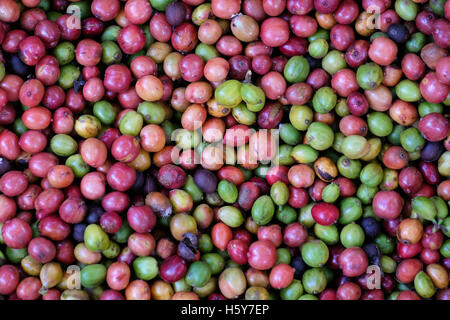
[361,217,381,239]
[387,24,409,43]
[311,203,339,225]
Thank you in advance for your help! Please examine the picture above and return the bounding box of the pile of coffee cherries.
[0,0,449,300]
